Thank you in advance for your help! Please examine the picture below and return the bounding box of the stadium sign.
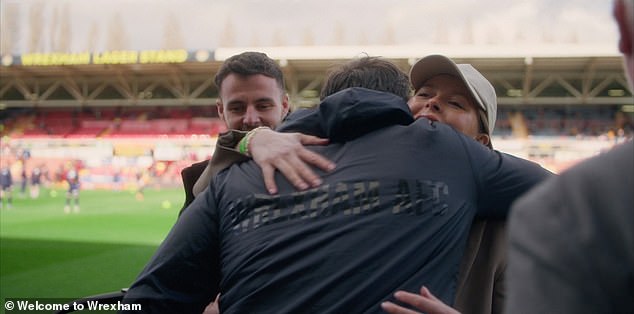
[8,49,197,66]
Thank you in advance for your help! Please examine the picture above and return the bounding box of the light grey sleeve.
[506,142,634,314]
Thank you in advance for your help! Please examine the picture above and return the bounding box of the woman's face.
[408,74,484,140]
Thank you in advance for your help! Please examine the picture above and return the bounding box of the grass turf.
[0,186,183,302]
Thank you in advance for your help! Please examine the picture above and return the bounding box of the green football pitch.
[0,186,183,303]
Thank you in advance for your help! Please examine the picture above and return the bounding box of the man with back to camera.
[229,54,509,314]
[121,56,551,313]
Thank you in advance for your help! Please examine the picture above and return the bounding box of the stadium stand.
[1,106,226,138]
[1,48,632,188]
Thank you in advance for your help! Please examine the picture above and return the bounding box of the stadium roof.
[0,45,632,110]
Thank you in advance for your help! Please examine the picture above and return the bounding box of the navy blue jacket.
[122,88,551,314]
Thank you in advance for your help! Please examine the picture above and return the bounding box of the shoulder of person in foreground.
[506,140,634,314]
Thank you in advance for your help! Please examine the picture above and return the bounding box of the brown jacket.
[180,159,209,210]
[179,130,248,214]
[181,130,506,314]
[454,219,506,314]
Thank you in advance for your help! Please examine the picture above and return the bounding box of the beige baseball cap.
[409,54,497,135]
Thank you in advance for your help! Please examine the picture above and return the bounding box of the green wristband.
[238,135,249,155]
[238,126,269,156]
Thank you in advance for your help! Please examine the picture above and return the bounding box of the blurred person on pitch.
[121,56,551,313]
[0,165,13,210]
[379,1,634,313]
[64,168,80,214]
[30,165,43,199]
[180,51,331,211]
[220,54,509,314]
[19,149,30,197]
[135,169,151,201]
[20,167,27,197]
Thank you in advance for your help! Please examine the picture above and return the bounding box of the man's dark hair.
[214,51,286,92]
[320,56,411,102]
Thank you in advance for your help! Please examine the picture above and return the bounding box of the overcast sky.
[0,0,619,54]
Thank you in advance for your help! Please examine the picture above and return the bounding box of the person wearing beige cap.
[408,54,496,149]
[382,55,505,314]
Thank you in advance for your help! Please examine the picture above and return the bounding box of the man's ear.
[281,93,290,117]
[615,0,633,55]
[475,133,491,148]
[216,99,225,120]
